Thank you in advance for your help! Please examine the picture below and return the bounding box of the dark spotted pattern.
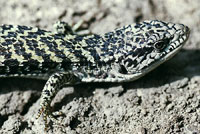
[0,20,189,82]
[0,20,190,132]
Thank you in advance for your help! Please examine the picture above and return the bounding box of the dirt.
[0,0,199,134]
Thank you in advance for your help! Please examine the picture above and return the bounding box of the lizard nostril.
[185,26,190,36]
[185,26,189,32]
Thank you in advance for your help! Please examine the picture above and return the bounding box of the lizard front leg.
[53,20,91,37]
[53,21,75,35]
[36,72,79,131]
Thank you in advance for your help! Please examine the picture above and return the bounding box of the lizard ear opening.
[119,65,128,74]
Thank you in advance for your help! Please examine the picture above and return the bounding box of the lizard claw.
[36,105,62,131]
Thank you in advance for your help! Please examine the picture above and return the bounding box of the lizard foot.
[36,105,63,131]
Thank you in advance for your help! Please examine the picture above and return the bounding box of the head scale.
[109,20,190,81]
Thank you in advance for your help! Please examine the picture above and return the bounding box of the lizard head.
[115,20,190,81]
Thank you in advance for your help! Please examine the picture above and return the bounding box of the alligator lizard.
[0,20,190,131]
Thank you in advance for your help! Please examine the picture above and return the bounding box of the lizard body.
[0,20,190,130]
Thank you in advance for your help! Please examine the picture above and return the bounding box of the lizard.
[0,20,190,131]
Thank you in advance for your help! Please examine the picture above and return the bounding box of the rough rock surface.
[0,0,199,134]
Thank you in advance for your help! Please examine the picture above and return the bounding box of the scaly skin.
[0,20,190,131]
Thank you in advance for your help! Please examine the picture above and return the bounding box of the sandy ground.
[0,0,199,134]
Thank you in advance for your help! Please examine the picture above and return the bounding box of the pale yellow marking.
[39,40,63,62]
[8,42,25,65]
[0,56,5,65]
[31,27,39,32]
[78,40,95,63]
[17,37,45,63]
[0,37,5,43]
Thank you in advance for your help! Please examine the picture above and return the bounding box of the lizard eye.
[154,41,166,51]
